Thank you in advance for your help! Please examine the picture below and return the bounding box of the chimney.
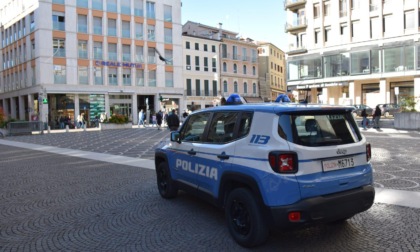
[218,23,223,40]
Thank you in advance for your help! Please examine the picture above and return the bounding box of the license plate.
[322,157,354,172]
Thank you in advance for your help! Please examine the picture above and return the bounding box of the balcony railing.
[136,78,144,86]
[78,24,87,33]
[93,27,102,35]
[134,8,143,17]
[108,28,117,36]
[108,52,117,61]
[54,48,66,57]
[285,18,307,33]
[123,77,131,86]
[54,75,66,84]
[94,76,103,85]
[122,30,130,38]
[53,22,65,31]
[79,76,88,85]
[122,54,131,62]
[135,55,144,63]
[148,56,156,64]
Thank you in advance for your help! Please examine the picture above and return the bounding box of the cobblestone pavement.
[1,144,419,251]
[4,125,420,192]
[5,127,170,160]
[367,132,420,192]
[1,125,420,251]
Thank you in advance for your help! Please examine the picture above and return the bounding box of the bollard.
[48,126,51,134]
[66,125,69,132]
[83,124,86,131]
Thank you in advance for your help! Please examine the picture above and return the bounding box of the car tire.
[225,188,269,247]
[156,162,178,199]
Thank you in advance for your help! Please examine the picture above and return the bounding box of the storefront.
[47,94,106,129]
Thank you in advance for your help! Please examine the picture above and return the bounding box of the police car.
[154,94,375,247]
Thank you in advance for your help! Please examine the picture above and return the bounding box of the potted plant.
[99,114,132,130]
[394,96,420,130]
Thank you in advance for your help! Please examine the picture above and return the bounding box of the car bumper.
[267,185,375,229]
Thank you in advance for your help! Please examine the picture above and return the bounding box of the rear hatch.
[277,109,372,199]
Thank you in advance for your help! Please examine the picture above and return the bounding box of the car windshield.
[278,111,362,147]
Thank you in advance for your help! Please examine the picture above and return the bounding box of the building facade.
[182,34,220,110]
[0,0,183,128]
[257,42,287,102]
[183,21,260,105]
[285,0,420,110]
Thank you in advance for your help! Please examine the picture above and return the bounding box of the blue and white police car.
[155,95,375,247]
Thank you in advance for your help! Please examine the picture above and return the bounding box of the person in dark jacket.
[156,110,163,130]
[167,109,180,131]
[361,109,368,130]
[373,105,381,129]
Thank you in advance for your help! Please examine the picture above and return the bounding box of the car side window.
[238,112,253,138]
[206,112,238,144]
[180,112,210,142]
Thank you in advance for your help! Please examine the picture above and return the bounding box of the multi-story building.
[257,42,287,101]
[285,0,420,110]
[182,23,220,110]
[0,0,183,128]
[183,21,260,105]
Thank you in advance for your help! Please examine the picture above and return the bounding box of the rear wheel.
[156,162,178,199]
[225,188,269,247]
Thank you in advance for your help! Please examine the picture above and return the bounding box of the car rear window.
[278,111,362,147]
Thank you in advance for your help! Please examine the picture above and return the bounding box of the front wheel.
[225,188,269,248]
[156,162,178,199]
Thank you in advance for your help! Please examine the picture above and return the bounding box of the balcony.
[284,0,306,11]
[287,45,307,55]
[285,18,307,34]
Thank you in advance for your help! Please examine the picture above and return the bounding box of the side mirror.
[170,131,181,143]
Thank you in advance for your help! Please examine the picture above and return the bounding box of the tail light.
[269,151,298,174]
[366,142,371,162]
[288,211,301,222]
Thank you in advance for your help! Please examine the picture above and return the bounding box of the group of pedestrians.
[138,109,180,131]
[361,105,382,130]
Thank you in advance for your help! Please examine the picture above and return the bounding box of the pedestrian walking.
[373,105,381,129]
[361,109,368,130]
[138,109,145,127]
[164,112,168,126]
[156,110,163,130]
[59,116,65,129]
[167,109,180,131]
[77,113,85,129]
[152,113,157,127]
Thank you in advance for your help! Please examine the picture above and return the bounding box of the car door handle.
[217,152,230,160]
[188,149,196,155]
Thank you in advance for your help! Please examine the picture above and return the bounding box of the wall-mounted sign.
[296,82,349,89]
[95,61,142,68]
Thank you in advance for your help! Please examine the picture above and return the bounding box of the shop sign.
[95,61,142,68]
[296,82,349,89]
